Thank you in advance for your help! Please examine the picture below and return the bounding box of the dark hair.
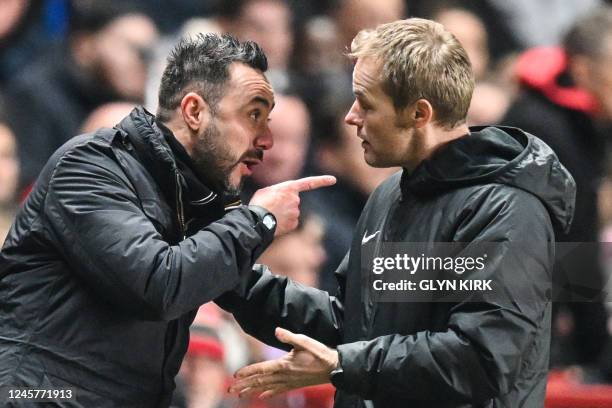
[563,6,612,59]
[156,33,268,122]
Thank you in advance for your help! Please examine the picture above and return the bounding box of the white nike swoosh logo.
[362,230,380,244]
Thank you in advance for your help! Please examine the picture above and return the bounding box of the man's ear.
[396,99,433,129]
[180,92,212,133]
[413,99,433,129]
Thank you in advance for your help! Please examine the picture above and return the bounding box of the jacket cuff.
[242,205,275,253]
[336,341,374,397]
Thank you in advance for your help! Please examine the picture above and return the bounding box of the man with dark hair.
[156,34,266,122]
[225,18,576,407]
[0,33,335,407]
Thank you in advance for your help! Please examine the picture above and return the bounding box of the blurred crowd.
[1,0,612,406]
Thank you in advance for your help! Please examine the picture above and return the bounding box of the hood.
[403,126,576,233]
[515,47,599,115]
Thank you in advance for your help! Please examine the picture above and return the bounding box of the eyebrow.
[249,96,275,109]
[353,89,371,103]
[353,89,370,100]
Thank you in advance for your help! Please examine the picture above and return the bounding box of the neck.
[404,122,470,172]
[160,116,194,156]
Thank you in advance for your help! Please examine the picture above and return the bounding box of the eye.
[358,98,370,112]
[250,110,261,122]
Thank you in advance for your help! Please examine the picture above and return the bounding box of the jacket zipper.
[175,171,186,240]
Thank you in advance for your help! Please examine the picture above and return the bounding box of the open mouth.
[241,158,261,171]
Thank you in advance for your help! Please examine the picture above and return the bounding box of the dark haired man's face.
[193,63,275,195]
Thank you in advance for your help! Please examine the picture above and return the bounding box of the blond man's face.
[344,57,417,168]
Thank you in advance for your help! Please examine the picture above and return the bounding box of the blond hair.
[348,18,474,128]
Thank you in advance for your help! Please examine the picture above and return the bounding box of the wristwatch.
[330,364,345,388]
[248,205,277,232]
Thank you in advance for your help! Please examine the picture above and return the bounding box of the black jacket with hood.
[218,126,576,407]
[0,107,275,407]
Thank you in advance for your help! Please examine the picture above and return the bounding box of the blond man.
[223,18,575,407]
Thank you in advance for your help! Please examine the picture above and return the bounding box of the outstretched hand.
[229,327,339,399]
[250,176,336,236]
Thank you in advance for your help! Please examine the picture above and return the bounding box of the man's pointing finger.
[287,176,336,193]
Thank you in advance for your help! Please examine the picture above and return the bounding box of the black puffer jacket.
[219,126,576,407]
[0,107,274,407]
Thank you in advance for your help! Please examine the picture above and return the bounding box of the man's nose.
[256,125,274,151]
[344,101,362,127]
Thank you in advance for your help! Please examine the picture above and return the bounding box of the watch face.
[330,367,345,387]
[263,214,276,230]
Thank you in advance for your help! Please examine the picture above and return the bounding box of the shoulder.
[50,130,120,168]
[463,183,549,219]
[20,129,135,223]
[456,184,553,240]
[41,129,133,192]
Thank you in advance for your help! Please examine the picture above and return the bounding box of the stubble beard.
[192,120,243,196]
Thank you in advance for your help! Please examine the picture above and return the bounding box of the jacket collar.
[118,107,228,225]
[399,126,576,234]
